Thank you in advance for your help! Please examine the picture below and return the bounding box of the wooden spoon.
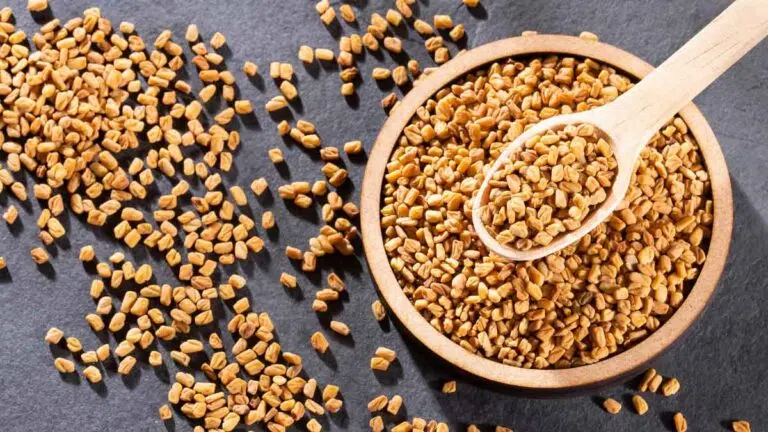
[473,0,768,261]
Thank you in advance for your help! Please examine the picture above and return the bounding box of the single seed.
[602,398,622,414]
[371,300,386,321]
[442,380,457,394]
[83,366,102,383]
[370,356,390,371]
[631,395,648,415]
[329,320,350,336]
[243,61,258,76]
[673,412,687,432]
[433,14,453,29]
[368,395,388,412]
[732,420,751,432]
[386,395,403,415]
[579,31,599,41]
[28,0,48,11]
[661,377,680,397]
[54,358,75,373]
[310,331,329,353]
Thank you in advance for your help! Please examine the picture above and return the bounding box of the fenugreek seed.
[648,374,663,393]
[463,0,480,7]
[374,347,396,362]
[280,272,297,288]
[54,358,75,373]
[118,356,137,375]
[579,31,599,41]
[310,331,329,353]
[329,321,350,336]
[269,148,284,164]
[312,300,328,312]
[433,14,453,29]
[602,398,622,414]
[339,4,356,22]
[149,351,163,366]
[386,395,403,415]
[235,100,253,114]
[83,366,102,383]
[368,395,388,412]
[45,327,64,344]
[243,61,258,76]
[307,419,322,432]
[286,246,302,260]
[159,404,172,421]
[210,32,227,49]
[31,247,49,264]
[673,412,687,432]
[371,300,386,321]
[383,37,402,53]
[3,206,18,224]
[732,420,751,432]
[325,398,343,413]
[315,48,334,62]
[631,395,648,415]
[372,68,391,80]
[320,7,336,25]
[414,19,433,35]
[638,368,657,392]
[262,211,275,230]
[370,357,390,371]
[185,24,199,42]
[370,416,384,432]
[341,83,355,96]
[392,66,408,86]
[265,96,289,112]
[28,0,48,11]
[449,24,465,41]
[661,377,680,397]
[298,45,314,64]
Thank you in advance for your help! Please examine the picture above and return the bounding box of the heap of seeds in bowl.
[478,124,618,250]
[381,56,713,368]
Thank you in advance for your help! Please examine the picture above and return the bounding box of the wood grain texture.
[360,34,734,390]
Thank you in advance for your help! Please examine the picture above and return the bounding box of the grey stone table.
[0,0,765,431]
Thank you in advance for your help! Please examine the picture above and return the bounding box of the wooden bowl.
[360,35,733,390]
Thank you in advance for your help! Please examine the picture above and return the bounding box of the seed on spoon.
[478,124,617,251]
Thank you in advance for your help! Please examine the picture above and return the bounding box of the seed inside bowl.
[380,55,713,369]
[478,124,618,250]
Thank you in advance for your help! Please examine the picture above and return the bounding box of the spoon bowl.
[472,112,638,262]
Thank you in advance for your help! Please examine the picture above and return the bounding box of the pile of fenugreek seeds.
[381,55,713,368]
[0,0,752,430]
[478,124,618,250]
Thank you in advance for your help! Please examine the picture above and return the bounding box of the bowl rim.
[360,34,733,390]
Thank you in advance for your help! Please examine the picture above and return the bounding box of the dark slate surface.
[0,0,766,431]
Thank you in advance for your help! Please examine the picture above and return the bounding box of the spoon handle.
[598,0,768,149]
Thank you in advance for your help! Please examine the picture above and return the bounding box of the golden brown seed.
[433,14,453,29]
[368,395,388,412]
[631,395,648,415]
[370,356,390,371]
[45,328,64,344]
[243,61,258,76]
[320,7,336,25]
[210,32,226,49]
[31,247,49,264]
[673,412,687,432]
[235,100,253,114]
[732,420,751,432]
[315,48,334,62]
[280,272,297,288]
[602,398,622,414]
[310,331,329,353]
[83,366,102,383]
[463,0,480,7]
[339,4,356,22]
[329,321,350,336]
[449,24,465,41]
[414,19,433,35]
[341,83,355,96]
[269,148,284,164]
[265,96,289,112]
[28,0,48,11]
[3,206,18,224]
[374,347,396,362]
[386,395,403,415]
[159,404,172,420]
[298,45,314,63]
[383,37,402,53]
[372,68,391,80]
[262,211,275,230]
[661,377,680,396]
[54,358,75,373]
[579,31,599,41]
[371,300,386,321]
[442,380,457,394]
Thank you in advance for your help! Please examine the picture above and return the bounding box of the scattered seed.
[673,412,687,432]
[631,395,648,415]
[602,398,621,414]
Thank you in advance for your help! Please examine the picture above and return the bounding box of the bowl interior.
[360,35,733,390]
